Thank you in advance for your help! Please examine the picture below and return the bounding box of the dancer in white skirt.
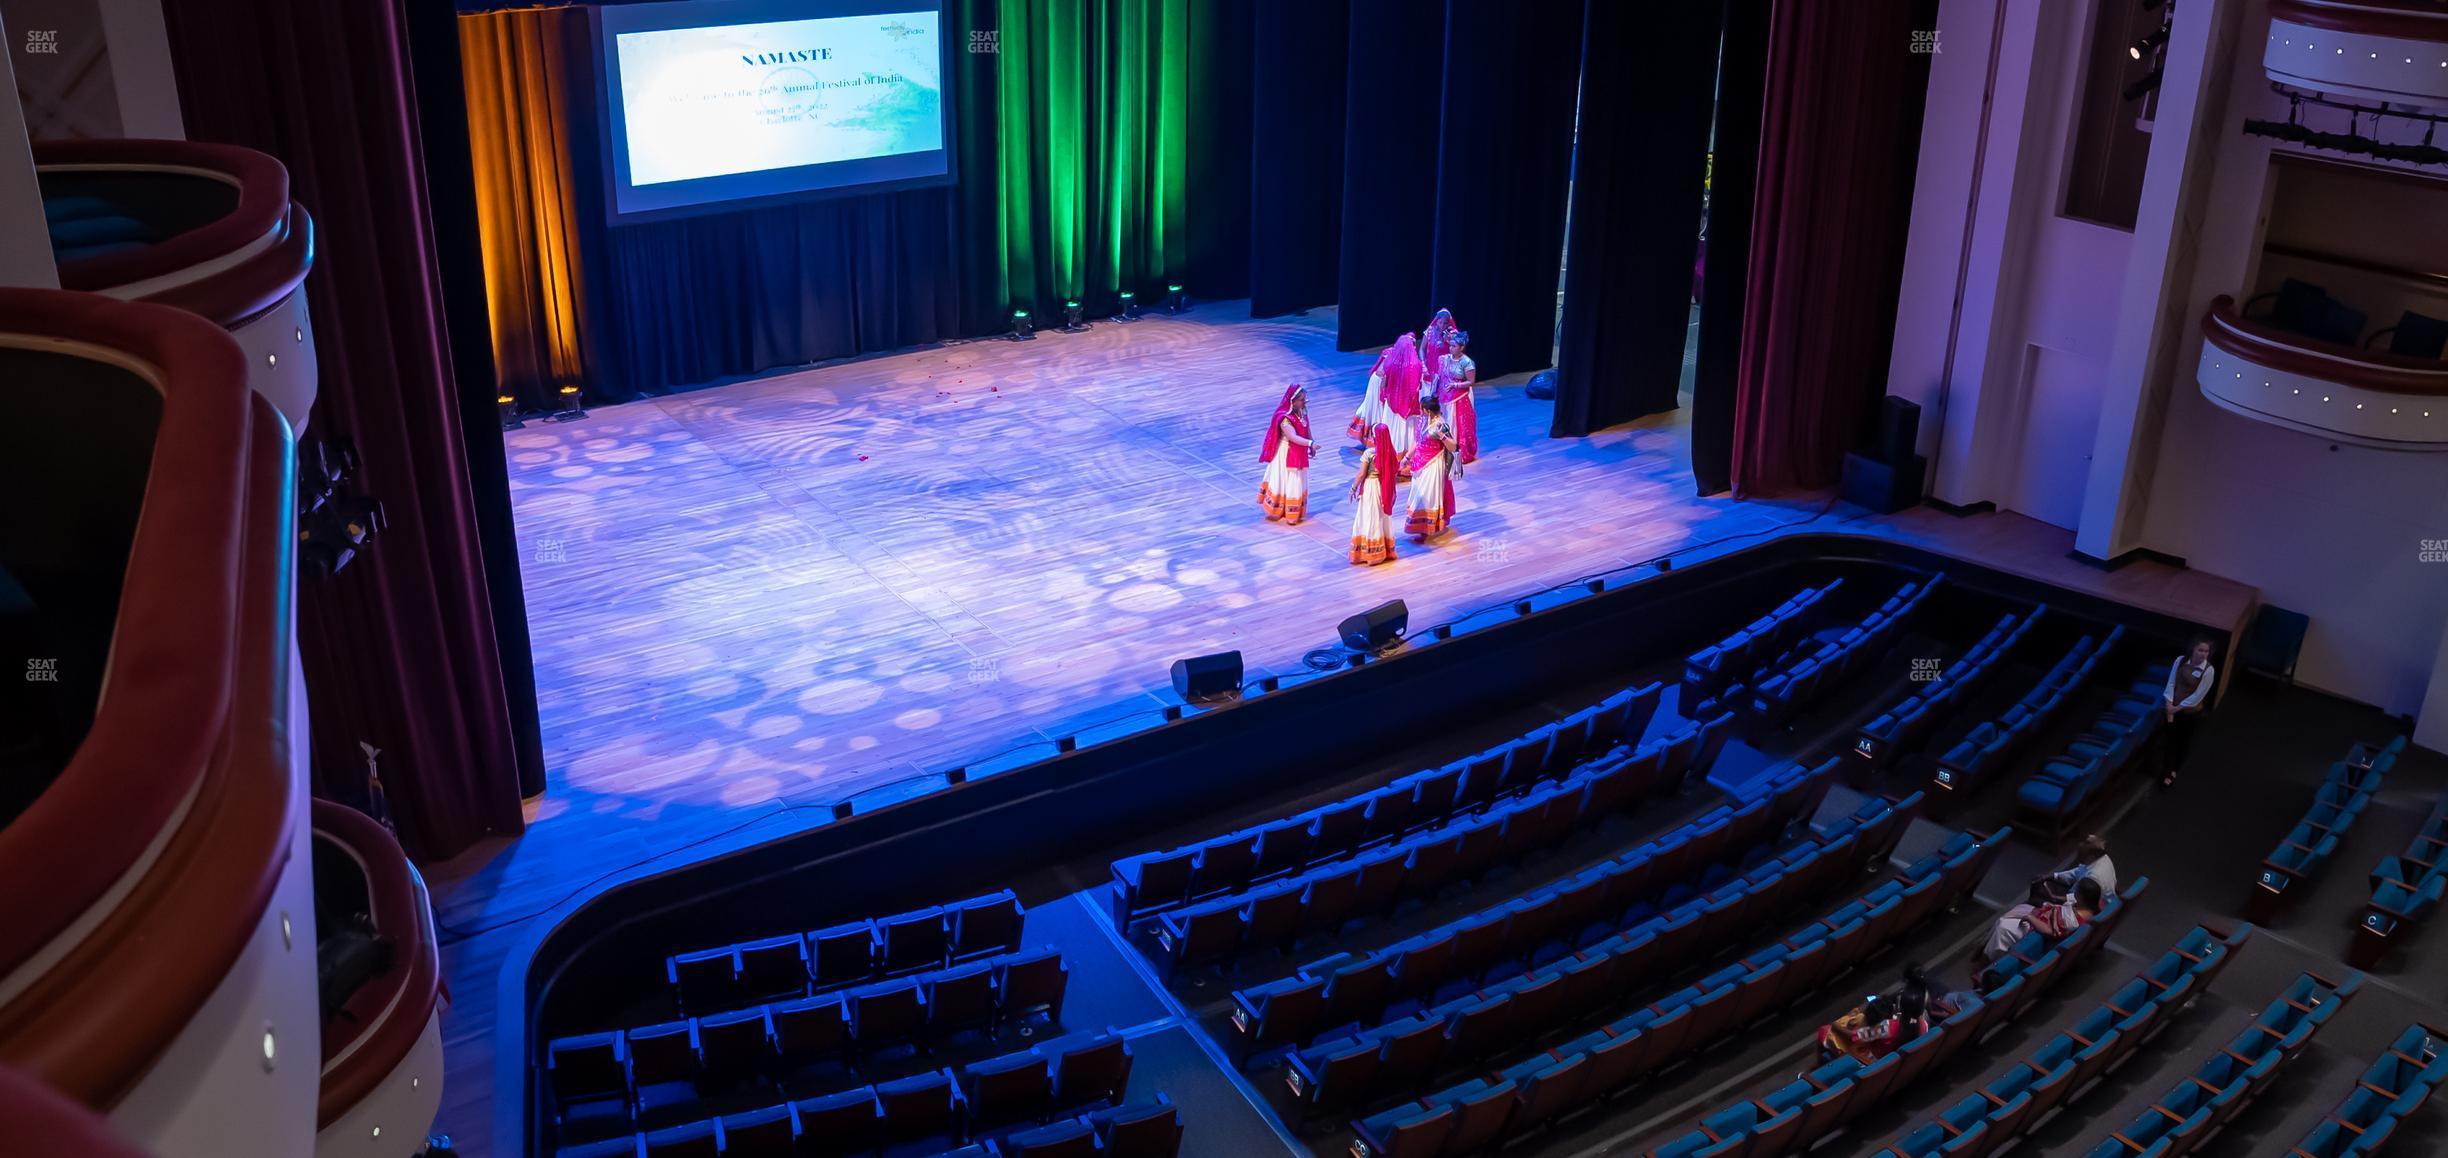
[1346,334,1424,460]
[1404,393,1459,542]
[1348,423,1400,566]
[1257,383,1315,525]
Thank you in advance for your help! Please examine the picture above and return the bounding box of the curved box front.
[2267,1,2448,109]
[311,802,446,1158]
[33,141,319,433]
[2197,296,2448,449]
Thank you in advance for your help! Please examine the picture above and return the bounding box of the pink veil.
[1259,382,1303,463]
[1383,335,1423,421]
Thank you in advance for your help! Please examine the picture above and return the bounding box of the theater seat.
[1090,1095,1185,1158]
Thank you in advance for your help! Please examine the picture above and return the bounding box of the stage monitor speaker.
[1840,451,1926,514]
[1170,651,1244,700]
[1339,600,1409,651]
[1875,396,1922,464]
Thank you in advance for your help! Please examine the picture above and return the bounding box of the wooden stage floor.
[426,307,2257,1153]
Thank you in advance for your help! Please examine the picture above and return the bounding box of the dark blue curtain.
[1551,0,1718,435]
[1691,0,1770,496]
[1248,0,1347,318]
[597,192,965,400]
[1187,0,1255,302]
[1334,0,1443,352]
[1425,0,1582,382]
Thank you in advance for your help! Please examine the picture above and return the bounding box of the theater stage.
[425,306,2257,1154]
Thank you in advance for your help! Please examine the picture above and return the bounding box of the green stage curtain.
[459,8,597,412]
[987,0,1192,319]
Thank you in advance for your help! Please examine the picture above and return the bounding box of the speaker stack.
[1840,395,1928,514]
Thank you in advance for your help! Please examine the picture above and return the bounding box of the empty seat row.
[1109,682,1667,926]
[550,949,1068,1140]
[1725,576,1946,733]
[1638,883,2151,1158]
[1934,626,2124,795]
[1853,607,2042,768]
[1683,579,1845,706]
[1875,922,2254,1158]
[2015,660,2174,838]
[668,891,1028,1013]
[2288,1022,2448,1157]
[1277,797,1928,1070]
[1152,715,1737,971]
[554,1032,1145,1158]
[1285,801,1945,1113]
[988,1096,1184,1158]
[2352,780,2448,968]
[1347,831,2038,1158]
[1228,767,1839,1056]
[2077,970,2360,1158]
[2252,737,2407,919]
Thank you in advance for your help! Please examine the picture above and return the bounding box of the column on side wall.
[1883,0,2060,505]
[0,9,60,289]
[2421,614,2448,755]
[2071,0,2241,561]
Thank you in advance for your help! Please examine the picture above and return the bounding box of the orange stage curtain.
[459,8,594,412]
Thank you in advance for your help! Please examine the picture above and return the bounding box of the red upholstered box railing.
[33,139,315,331]
[312,800,443,1129]
[0,290,301,1105]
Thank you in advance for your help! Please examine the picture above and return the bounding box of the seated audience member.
[1978,877,2072,966]
[1818,964,1935,1064]
[2051,833,2117,898]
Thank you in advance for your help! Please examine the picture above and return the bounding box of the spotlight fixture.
[2129,26,2168,60]
[1114,290,1141,322]
[548,383,585,422]
[1163,284,1189,314]
[1009,309,1035,341]
[2124,70,2164,102]
[1061,300,1087,332]
[496,393,521,430]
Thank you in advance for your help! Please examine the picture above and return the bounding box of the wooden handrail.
[0,291,300,1106]
[2200,295,2448,395]
[313,801,444,1128]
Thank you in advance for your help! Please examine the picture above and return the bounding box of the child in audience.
[1258,383,1315,525]
[1818,963,1935,1064]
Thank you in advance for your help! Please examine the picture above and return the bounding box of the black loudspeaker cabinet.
[1339,600,1410,651]
[1170,651,1244,700]
[1875,395,1922,464]
[1840,451,1927,514]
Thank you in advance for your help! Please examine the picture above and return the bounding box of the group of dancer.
[1255,308,1482,567]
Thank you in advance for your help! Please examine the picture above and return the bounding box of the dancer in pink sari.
[1438,329,1479,465]
[1349,423,1400,566]
[1258,383,1315,524]
[1348,334,1424,458]
[1421,308,1460,388]
[1404,394,1459,541]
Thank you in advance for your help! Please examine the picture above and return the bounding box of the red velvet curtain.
[1730,0,1936,498]
[159,0,528,858]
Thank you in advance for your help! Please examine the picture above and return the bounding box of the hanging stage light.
[2129,25,2168,60]
[2124,70,2164,101]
